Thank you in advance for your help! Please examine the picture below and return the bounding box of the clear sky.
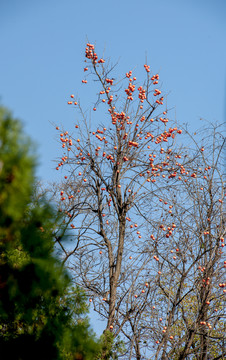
[1,0,225,182]
[1,0,226,335]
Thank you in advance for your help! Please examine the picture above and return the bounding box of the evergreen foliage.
[0,106,100,359]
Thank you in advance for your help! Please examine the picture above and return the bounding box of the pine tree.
[0,106,100,360]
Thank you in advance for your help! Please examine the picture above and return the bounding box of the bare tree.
[133,123,226,359]
[52,43,225,359]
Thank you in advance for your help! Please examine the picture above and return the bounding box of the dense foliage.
[0,106,100,359]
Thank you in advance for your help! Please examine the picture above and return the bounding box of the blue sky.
[1,0,226,335]
[1,0,225,182]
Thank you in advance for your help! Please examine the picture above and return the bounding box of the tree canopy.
[52,43,226,359]
[0,106,100,360]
